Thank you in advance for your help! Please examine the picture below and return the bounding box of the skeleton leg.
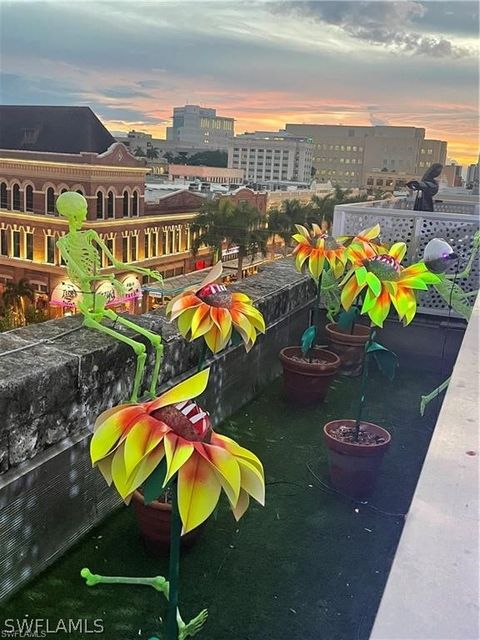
[103,309,164,399]
[420,376,451,416]
[82,314,147,403]
[81,569,208,639]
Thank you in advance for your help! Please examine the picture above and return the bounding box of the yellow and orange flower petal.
[291,225,347,282]
[166,262,265,354]
[90,368,265,533]
[340,241,441,327]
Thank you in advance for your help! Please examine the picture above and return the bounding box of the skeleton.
[420,231,479,414]
[80,568,208,639]
[56,191,164,402]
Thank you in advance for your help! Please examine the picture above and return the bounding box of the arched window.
[96,191,104,219]
[76,189,84,195]
[131,191,139,216]
[46,187,55,214]
[107,191,114,218]
[12,184,21,210]
[123,190,129,217]
[0,182,7,209]
[25,185,34,212]
[61,188,68,194]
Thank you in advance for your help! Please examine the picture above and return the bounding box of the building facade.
[0,106,210,318]
[166,105,235,149]
[168,164,244,185]
[442,164,464,187]
[285,124,447,189]
[228,131,313,183]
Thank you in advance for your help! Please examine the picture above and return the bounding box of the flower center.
[151,402,212,443]
[367,255,400,280]
[198,283,232,308]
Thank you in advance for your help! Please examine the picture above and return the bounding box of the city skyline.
[1,0,478,164]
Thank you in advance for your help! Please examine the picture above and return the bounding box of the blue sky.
[1,1,478,163]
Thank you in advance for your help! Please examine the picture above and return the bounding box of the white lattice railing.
[332,200,480,317]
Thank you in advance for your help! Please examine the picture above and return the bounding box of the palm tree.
[227,202,268,280]
[192,199,268,279]
[191,198,235,263]
[146,147,159,159]
[1,278,35,326]
[134,146,146,157]
[267,199,310,255]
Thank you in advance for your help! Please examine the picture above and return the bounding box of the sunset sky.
[1,0,478,165]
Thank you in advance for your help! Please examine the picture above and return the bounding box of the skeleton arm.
[88,230,163,283]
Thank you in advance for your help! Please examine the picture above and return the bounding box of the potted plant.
[279,223,344,404]
[129,261,266,549]
[324,225,382,377]
[323,236,441,498]
[85,367,266,639]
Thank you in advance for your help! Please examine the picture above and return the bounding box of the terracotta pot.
[323,419,391,499]
[279,346,340,405]
[325,323,371,377]
[132,491,205,554]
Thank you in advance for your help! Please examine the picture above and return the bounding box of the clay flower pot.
[323,419,391,499]
[325,323,371,377]
[279,346,340,405]
[132,491,205,554]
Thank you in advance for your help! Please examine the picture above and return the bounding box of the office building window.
[122,236,128,262]
[131,235,138,262]
[144,232,150,259]
[25,185,34,212]
[0,183,7,209]
[96,192,104,219]
[25,232,33,260]
[12,184,21,211]
[0,229,7,255]
[12,230,21,257]
[107,191,114,218]
[46,235,56,264]
[46,187,55,214]
[131,191,139,216]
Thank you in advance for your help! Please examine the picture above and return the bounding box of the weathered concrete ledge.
[371,296,479,640]
[0,259,315,600]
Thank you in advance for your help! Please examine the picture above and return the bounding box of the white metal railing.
[332,200,479,316]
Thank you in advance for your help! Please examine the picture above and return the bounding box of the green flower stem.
[166,478,182,640]
[354,328,374,441]
[313,271,323,344]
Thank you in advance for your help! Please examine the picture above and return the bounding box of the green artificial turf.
[1,368,439,640]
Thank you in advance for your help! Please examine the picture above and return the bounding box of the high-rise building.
[228,131,313,183]
[466,158,479,187]
[166,105,234,149]
[443,164,464,187]
[284,124,447,188]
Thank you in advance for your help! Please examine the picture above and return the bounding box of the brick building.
[0,106,210,317]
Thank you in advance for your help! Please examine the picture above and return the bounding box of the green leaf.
[143,458,167,504]
[355,266,367,286]
[367,341,398,381]
[301,326,317,355]
[336,307,359,331]
[366,272,381,297]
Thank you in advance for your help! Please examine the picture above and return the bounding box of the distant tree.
[164,152,175,163]
[187,151,228,168]
[146,147,159,159]
[134,146,146,157]
[267,199,311,255]
[192,199,267,279]
[310,185,369,228]
[311,166,317,178]
[1,278,35,326]
[173,152,189,164]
